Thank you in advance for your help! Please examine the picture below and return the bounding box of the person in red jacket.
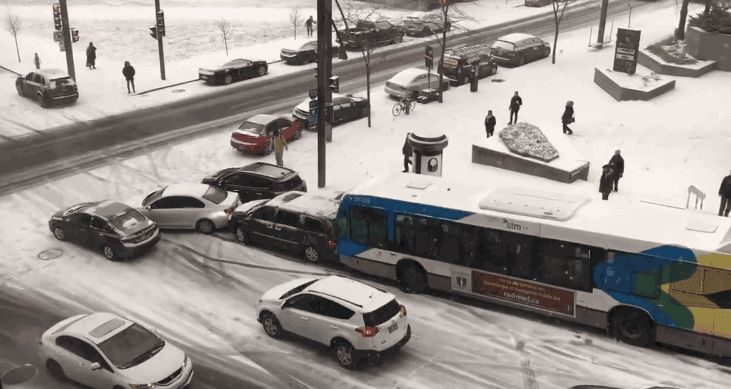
[719,171,731,216]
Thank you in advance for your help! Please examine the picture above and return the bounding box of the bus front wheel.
[612,309,654,347]
[398,263,427,293]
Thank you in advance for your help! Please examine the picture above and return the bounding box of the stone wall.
[685,26,731,72]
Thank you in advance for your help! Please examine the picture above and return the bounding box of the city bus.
[334,172,731,356]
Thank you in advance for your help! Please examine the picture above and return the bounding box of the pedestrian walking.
[484,110,496,138]
[508,91,522,125]
[33,53,41,70]
[273,129,288,166]
[402,133,413,173]
[305,16,316,37]
[608,149,624,192]
[719,171,731,217]
[122,61,136,94]
[599,164,616,200]
[562,100,575,135]
[86,42,97,69]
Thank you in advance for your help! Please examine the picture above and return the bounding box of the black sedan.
[199,58,268,85]
[292,93,369,127]
[48,200,161,261]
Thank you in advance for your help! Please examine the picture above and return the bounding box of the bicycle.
[392,96,416,116]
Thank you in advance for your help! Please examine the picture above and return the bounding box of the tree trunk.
[437,3,449,103]
[704,0,712,17]
[366,50,371,128]
[224,38,229,56]
[552,27,559,64]
[677,0,690,40]
[14,34,21,62]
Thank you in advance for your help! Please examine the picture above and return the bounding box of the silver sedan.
[138,183,239,233]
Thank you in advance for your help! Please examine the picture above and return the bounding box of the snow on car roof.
[163,183,214,198]
[388,68,427,84]
[65,312,133,344]
[307,276,393,310]
[246,114,278,125]
[267,191,340,219]
[497,33,536,43]
[38,68,72,79]
[84,200,134,219]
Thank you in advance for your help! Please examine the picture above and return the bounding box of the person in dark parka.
[562,100,574,134]
[122,61,136,93]
[485,110,496,138]
[719,171,731,217]
[402,133,413,173]
[86,42,97,69]
[608,150,624,192]
[599,164,615,200]
[508,91,522,125]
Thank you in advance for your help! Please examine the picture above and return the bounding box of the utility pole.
[316,0,332,188]
[59,0,75,81]
[597,0,609,47]
[154,0,166,80]
[437,0,449,103]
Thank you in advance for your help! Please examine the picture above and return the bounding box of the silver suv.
[256,275,411,369]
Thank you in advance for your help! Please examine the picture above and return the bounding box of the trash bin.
[407,133,449,176]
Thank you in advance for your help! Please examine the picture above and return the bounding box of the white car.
[39,312,193,389]
[138,183,239,234]
[256,275,411,369]
[384,67,449,99]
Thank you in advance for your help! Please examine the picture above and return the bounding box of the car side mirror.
[280,301,289,309]
[145,205,151,211]
[90,362,101,371]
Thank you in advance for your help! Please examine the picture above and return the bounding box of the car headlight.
[129,384,156,389]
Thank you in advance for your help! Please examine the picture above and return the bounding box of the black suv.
[201,162,307,204]
[231,191,340,263]
[48,200,161,261]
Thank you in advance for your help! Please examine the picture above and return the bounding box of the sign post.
[613,28,641,75]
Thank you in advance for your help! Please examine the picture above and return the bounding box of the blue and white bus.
[335,172,731,356]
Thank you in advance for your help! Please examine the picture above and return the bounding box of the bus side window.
[349,206,387,247]
[475,228,508,274]
[412,217,441,260]
[437,222,461,264]
[506,232,534,280]
[335,208,348,239]
[394,214,415,254]
[458,224,477,267]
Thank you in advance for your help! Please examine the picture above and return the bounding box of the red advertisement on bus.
[471,271,576,316]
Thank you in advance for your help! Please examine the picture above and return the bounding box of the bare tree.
[5,11,22,62]
[217,18,232,56]
[551,0,573,64]
[427,3,476,102]
[290,7,303,40]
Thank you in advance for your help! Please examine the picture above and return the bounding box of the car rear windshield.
[238,121,266,134]
[97,324,164,369]
[50,77,73,88]
[202,185,229,204]
[362,299,401,327]
[110,209,148,231]
[142,188,165,207]
[272,176,303,192]
[492,40,515,51]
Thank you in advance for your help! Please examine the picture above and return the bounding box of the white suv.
[256,275,411,369]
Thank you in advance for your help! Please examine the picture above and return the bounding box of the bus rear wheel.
[399,263,427,293]
[612,309,654,347]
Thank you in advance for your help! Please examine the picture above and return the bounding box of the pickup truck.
[337,20,405,50]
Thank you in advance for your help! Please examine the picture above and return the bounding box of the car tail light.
[355,326,379,338]
[48,88,55,93]
[72,85,77,91]
[224,206,235,220]
[399,305,407,318]
[327,240,337,250]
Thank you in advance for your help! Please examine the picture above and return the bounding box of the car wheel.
[334,340,360,369]
[16,83,24,97]
[257,66,267,76]
[491,66,498,75]
[613,309,654,347]
[461,75,470,86]
[37,93,49,108]
[361,106,369,118]
[196,219,215,234]
[293,127,302,140]
[421,27,430,36]
[518,56,526,66]
[101,244,117,261]
[399,263,427,293]
[393,34,403,43]
[261,312,283,339]
[46,359,67,381]
[263,139,274,156]
[303,246,321,263]
[223,74,233,85]
[544,47,551,58]
[52,226,66,241]
[235,224,251,244]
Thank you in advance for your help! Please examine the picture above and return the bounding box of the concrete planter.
[685,25,731,71]
[593,67,675,101]
[637,49,716,77]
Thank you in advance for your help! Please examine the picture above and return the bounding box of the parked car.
[48,200,160,261]
[441,44,498,86]
[231,191,340,263]
[39,312,193,389]
[16,69,78,108]
[138,184,240,234]
[230,114,303,155]
[403,13,449,37]
[525,0,554,6]
[384,67,449,99]
[201,162,307,204]
[256,275,411,369]
[293,93,369,126]
[337,20,404,50]
[280,41,337,65]
[198,58,268,85]
[489,33,551,67]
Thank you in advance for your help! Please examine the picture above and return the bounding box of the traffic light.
[53,4,62,31]
[149,26,158,40]
[71,29,79,43]
[329,76,340,93]
[425,45,434,69]
[156,10,165,37]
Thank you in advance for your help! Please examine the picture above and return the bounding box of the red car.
[230,114,303,155]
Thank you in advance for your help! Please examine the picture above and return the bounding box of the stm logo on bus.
[503,219,526,231]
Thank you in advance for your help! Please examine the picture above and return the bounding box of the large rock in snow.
[499,123,559,162]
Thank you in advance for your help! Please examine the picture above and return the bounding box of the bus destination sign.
[471,271,576,316]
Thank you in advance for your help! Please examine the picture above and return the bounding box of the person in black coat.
[561,101,574,134]
[508,91,522,125]
[719,171,731,216]
[608,150,624,192]
[123,61,136,94]
[484,110,496,138]
[86,42,97,69]
[599,164,615,200]
[402,133,413,173]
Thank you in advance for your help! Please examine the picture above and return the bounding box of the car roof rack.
[447,43,491,56]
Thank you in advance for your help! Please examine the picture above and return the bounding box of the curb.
[0,65,22,76]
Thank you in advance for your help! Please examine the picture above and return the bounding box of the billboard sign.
[613,28,641,75]
[471,270,576,316]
